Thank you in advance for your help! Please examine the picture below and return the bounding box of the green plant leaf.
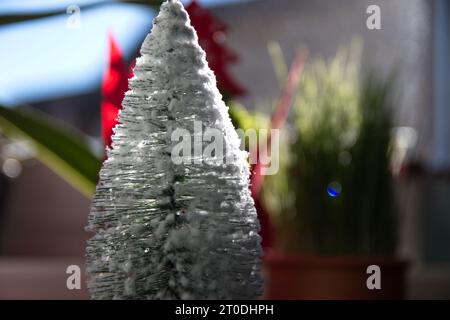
[0,105,101,198]
[0,1,163,26]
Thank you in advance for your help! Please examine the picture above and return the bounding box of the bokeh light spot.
[327,181,342,198]
[3,158,22,178]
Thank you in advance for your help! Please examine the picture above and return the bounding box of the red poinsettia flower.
[187,0,245,97]
[101,31,133,149]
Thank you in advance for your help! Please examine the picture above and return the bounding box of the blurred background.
[0,0,449,299]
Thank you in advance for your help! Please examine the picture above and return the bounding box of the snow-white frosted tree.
[86,0,262,300]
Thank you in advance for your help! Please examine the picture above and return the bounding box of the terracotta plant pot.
[263,250,407,299]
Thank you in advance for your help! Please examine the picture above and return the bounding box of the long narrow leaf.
[0,105,101,197]
[250,48,307,197]
[0,1,163,26]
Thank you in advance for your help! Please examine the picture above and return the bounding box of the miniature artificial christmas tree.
[86,0,262,300]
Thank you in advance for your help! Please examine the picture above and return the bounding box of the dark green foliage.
[287,72,396,255]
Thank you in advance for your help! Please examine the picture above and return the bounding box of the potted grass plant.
[262,44,407,299]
